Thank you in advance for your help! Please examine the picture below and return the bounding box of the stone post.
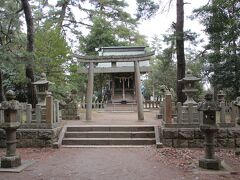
[176,102,183,124]
[198,93,221,170]
[134,60,144,121]
[234,97,240,155]
[26,104,32,124]
[111,76,115,100]
[86,62,94,120]
[0,90,21,168]
[54,100,59,123]
[35,104,41,124]
[46,95,53,124]
[234,97,240,125]
[164,93,173,124]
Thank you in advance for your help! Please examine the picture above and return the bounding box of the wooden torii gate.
[73,52,154,121]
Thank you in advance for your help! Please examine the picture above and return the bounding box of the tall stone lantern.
[198,93,221,170]
[179,70,201,105]
[0,90,21,168]
[32,73,54,106]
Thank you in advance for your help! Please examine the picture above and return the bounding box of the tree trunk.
[21,0,37,107]
[176,0,186,103]
[0,69,6,102]
[58,0,70,29]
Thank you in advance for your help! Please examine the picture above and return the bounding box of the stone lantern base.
[199,158,221,170]
[1,155,21,168]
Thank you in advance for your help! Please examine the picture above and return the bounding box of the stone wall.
[0,127,62,148]
[160,127,240,148]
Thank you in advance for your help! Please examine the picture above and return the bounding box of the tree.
[176,0,186,103]
[193,0,240,99]
[0,0,28,102]
[20,0,37,107]
[136,0,159,20]
[34,24,71,99]
[136,0,186,103]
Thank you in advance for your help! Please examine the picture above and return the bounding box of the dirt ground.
[0,147,240,180]
[66,109,161,125]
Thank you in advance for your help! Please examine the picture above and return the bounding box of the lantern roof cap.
[198,92,220,111]
[32,73,54,85]
[180,70,201,82]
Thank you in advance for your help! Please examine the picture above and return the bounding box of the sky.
[130,0,209,41]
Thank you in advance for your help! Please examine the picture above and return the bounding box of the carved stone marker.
[198,93,221,170]
[0,90,21,168]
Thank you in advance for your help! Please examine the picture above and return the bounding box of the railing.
[163,98,237,128]
[78,101,105,109]
[143,100,161,109]
[17,96,61,129]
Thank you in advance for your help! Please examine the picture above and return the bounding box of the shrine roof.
[73,51,154,63]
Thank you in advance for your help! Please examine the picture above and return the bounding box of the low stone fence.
[78,101,105,109]
[0,95,62,148]
[143,100,160,109]
[18,96,61,129]
[160,127,240,148]
[162,100,238,128]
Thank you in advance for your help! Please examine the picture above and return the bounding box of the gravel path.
[0,147,239,180]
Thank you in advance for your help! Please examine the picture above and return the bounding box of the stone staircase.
[61,125,156,147]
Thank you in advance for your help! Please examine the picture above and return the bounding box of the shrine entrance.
[74,46,154,121]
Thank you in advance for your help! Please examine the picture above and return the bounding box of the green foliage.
[136,0,159,20]
[34,24,72,99]
[193,0,240,99]
[80,17,120,55]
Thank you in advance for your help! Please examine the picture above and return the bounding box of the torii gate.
[73,52,154,121]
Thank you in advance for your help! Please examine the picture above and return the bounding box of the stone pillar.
[111,76,115,101]
[46,95,53,124]
[54,100,59,123]
[26,104,32,123]
[86,62,94,120]
[35,104,41,123]
[122,78,125,100]
[134,61,144,120]
[0,90,21,168]
[164,93,173,124]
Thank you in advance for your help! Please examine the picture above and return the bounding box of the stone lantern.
[32,73,54,106]
[198,93,221,170]
[0,90,21,168]
[179,70,201,105]
[217,90,225,103]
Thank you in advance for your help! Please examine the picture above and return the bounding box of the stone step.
[66,126,154,132]
[64,131,155,138]
[62,138,156,145]
[61,145,148,148]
